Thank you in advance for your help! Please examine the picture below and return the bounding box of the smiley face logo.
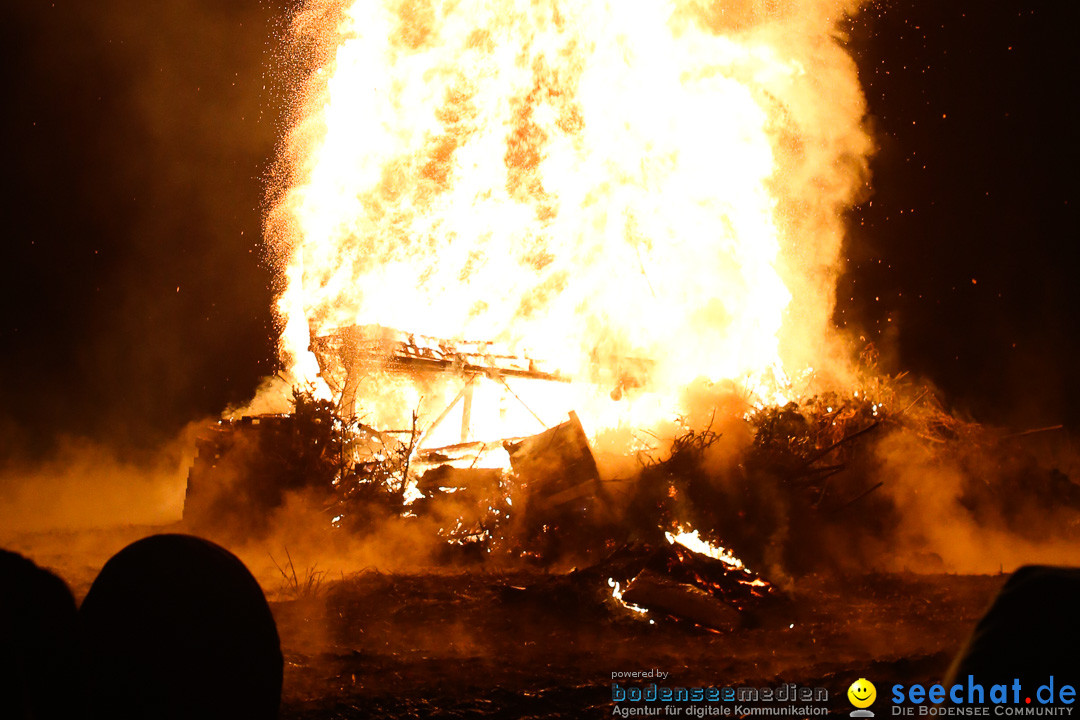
[848,678,877,709]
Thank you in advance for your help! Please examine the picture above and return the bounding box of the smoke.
[0,418,457,600]
[197,491,444,592]
[874,421,1080,574]
[0,425,208,539]
[0,424,207,597]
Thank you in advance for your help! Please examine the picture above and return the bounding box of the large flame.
[269,0,870,440]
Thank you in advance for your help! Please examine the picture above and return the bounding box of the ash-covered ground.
[6,523,1005,720]
[274,569,1004,718]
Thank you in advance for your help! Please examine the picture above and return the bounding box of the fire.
[269,1,871,440]
[607,577,650,616]
[665,526,746,570]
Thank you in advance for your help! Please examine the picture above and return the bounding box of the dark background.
[841,1,1080,429]
[2,1,1077,457]
[1,0,292,456]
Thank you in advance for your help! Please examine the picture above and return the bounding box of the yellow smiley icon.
[848,678,876,708]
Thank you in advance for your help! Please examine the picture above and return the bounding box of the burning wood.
[184,391,409,536]
[596,526,785,632]
[505,412,604,512]
[620,569,742,632]
[183,387,797,630]
[185,361,1080,641]
[312,325,568,385]
[497,411,616,561]
[310,324,568,427]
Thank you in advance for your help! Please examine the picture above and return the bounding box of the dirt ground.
[272,569,1004,718]
[4,524,1006,719]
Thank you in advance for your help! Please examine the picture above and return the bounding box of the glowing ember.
[269,1,871,438]
[607,577,649,615]
[665,526,746,570]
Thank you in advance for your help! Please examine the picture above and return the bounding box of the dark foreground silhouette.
[80,534,283,720]
[946,565,1080,698]
[0,549,83,719]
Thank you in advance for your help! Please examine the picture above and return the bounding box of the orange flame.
[268,0,871,440]
[665,526,746,570]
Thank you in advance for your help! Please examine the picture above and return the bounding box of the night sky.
[2,1,1078,458]
[842,1,1080,428]
[3,1,291,455]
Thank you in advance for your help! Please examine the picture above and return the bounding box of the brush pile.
[186,367,1080,581]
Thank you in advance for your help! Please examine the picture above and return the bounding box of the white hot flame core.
[269,0,872,438]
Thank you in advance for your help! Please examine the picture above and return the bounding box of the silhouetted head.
[946,565,1080,696]
[80,534,282,720]
[0,548,82,720]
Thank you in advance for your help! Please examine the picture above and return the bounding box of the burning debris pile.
[621,375,1080,575]
[310,325,568,424]
[185,396,789,630]
[189,324,1080,563]
[185,321,800,629]
[185,347,1080,630]
[223,0,888,612]
[186,392,614,558]
[181,0,1080,641]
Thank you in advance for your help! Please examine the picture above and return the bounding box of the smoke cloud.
[875,420,1080,574]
